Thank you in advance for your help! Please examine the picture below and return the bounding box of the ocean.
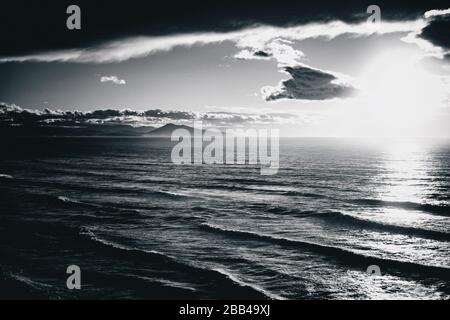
[0,137,449,299]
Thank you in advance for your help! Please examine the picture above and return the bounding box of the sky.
[1,0,450,137]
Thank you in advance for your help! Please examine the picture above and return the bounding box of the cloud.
[234,49,272,61]
[0,32,241,63]
[236,36,357,102]
[234,38,305,66]
[419,9,450,51]
[254,50,271,58]
[424,8,450,19]
[2,20,414,103]
[7,1,450,57]
[400,8,450,58]
[1,9,446,103]
[0,18,428,104]
[262,66,356,101]
[198,111,298,126]
[0,20,425,64]
[100,75,126,85]
[0,102,298,128]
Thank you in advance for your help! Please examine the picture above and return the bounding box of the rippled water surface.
[0,137,449,299]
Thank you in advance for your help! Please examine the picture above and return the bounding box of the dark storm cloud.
[263,66,356,101]
[419,12,450,50]
[1,0,449,57]
[254,51,272,58]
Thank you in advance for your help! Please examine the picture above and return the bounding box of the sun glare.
[344,49,447,137]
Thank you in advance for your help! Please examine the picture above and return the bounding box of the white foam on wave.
[202,222,450,272]
[7,272,53,290]
[57,196,103,208]
[58,196,79,203]
[81,227,284,299]
[80,227,162,255]
[213,267,285,300]
[128,274,197,292]
[0,174,13,179]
